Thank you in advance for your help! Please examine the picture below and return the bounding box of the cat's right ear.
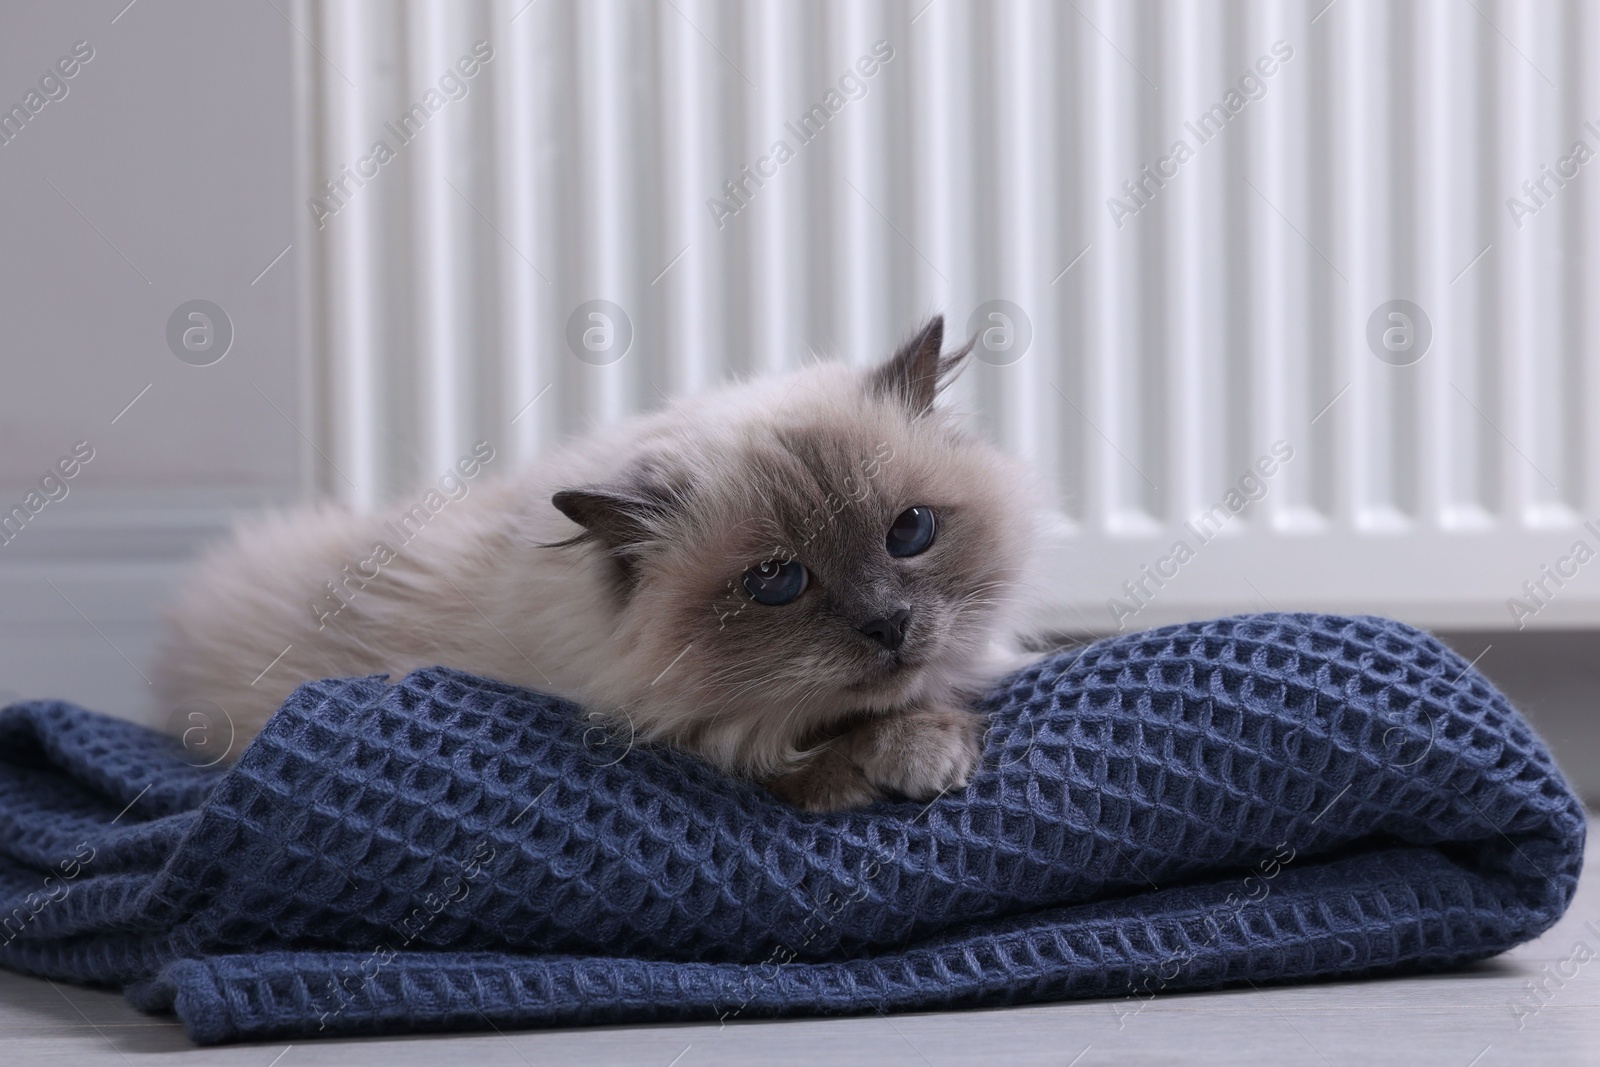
[548,485,673,552]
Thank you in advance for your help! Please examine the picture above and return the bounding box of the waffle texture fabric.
[0,613,1584,1044]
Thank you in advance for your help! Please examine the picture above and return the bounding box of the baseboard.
[4,493,1593,808]
[0,488,291,724]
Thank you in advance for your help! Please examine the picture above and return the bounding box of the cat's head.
[550,316,1041,775]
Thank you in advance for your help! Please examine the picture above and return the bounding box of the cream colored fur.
[153,320,1046,809]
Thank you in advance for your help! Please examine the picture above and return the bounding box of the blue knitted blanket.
[0,614,1584,1044]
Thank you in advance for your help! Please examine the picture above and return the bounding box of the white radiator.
[289,0,1600,632]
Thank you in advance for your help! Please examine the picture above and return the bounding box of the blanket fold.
[0,613,1585,1044]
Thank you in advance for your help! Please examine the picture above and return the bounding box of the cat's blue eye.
[886,506,936,557]
[743,559,808,606]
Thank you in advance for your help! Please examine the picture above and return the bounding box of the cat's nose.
[858,607,912,651]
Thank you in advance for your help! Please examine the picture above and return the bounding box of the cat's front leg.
[768,743,882,812]
[843,701,984,802]
[767,701,985,811]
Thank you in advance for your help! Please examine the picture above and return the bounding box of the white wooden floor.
[2,818,1595,1066]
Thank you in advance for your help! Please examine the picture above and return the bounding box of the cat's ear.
[867,315,974,416]
[550,483,675,552]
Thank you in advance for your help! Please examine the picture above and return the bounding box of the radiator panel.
[290,0,1600,631]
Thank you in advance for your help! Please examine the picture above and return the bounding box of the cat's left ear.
[867,315,974,417]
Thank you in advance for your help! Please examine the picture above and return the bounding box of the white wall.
[0,0,301,720]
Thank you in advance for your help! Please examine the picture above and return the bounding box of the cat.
[152,316,1045,811]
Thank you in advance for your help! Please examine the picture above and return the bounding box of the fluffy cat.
[153,316,1044,811]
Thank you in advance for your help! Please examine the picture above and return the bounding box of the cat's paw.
[768,746,882,812]
[848,704,984,801]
